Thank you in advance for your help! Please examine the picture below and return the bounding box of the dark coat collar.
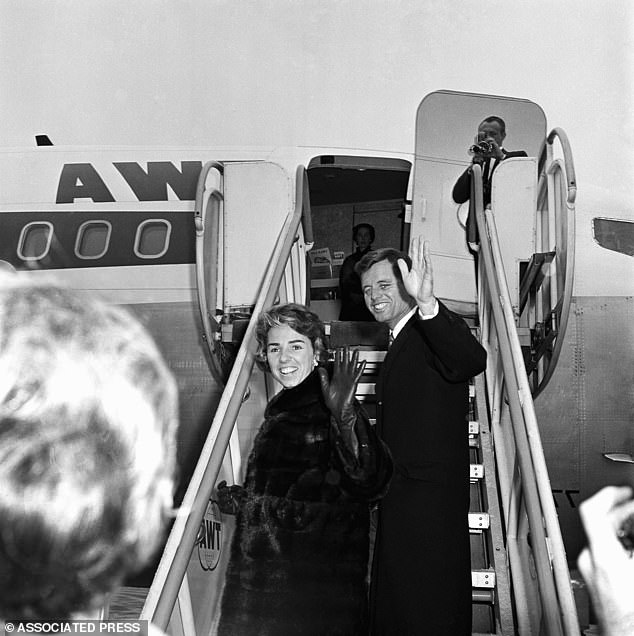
[266,369,324,417]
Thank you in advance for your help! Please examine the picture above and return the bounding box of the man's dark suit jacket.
[370,302,486,636]
[452,150,528,247]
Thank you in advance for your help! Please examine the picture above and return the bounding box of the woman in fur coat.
[217,303,392,636]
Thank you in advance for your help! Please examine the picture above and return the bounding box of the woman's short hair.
[0,274,178,620]
[255,303,327,371]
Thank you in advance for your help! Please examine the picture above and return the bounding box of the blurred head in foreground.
[0,274,178,620]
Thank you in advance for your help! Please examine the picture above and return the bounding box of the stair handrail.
[532,128,576,397]
[474,167,562,634]
[194,161,225,385]
[473,164,579,634]
[482,207,579,634]
[538,127,577,203]
[141,165,308,629]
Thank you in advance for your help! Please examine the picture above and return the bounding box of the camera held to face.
[469,140,494,155]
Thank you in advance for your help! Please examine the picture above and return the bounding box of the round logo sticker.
[197,499,223,571]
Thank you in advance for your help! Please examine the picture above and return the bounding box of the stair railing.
[141,165,310,630]
[473,163,579,635]
[530,128,576,396]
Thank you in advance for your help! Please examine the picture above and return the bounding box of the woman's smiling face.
[266,323,315,388]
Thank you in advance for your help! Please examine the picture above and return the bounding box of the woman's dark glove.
[318,347,366,424]
[318,347,366,448]
[216,480,246,515]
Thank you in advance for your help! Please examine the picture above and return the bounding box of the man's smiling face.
[361,259,413,329]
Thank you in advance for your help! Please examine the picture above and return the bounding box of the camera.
[469,140,494,155]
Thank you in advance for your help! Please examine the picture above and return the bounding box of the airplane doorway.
[306,155,411,321]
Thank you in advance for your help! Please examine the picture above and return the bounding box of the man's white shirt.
[390,299,439,341]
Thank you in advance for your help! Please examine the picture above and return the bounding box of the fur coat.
[218,369,392,636]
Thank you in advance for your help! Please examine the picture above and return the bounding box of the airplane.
[1,2,632,634]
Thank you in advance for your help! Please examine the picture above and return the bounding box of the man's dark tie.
[482,158,490,184]
[388,330,394,347]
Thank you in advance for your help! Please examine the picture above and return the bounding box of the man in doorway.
[357,237,486,635]
[453,116,527,248]
[338,223,375,321]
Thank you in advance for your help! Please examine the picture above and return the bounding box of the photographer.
[578,486,634,636]
[453,116,527,207]
[452,116,527,248]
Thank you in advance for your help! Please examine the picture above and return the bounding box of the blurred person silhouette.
[339,223,376,321]
[216,302,392,636]
[578,486,634,636]
[0,274,178,622]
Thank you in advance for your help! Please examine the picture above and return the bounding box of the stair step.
[469,420,480,447]
[472,569,496,588]
[357,350,387,363]
[470,463,484,481]
[356,382,376,395]
[365,414,481,443]
[324,320,389,348]
[469,513,490,531]
[472,590,495,604]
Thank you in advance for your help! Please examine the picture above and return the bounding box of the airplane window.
[134,219,172,259]
[592,218,634,257]
[75,221,112,259]
[17,222,53,261]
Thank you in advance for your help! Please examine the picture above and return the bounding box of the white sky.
[1,0,633,204]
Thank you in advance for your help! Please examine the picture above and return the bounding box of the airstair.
[106,111,580,635]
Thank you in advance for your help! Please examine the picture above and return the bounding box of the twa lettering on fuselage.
[55,161,202,203]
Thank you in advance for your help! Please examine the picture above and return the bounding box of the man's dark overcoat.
[370,303,486,635]
[339,247,375,321]
[218,369,392,636]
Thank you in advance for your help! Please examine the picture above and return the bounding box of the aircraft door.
[195,162,225,384]
[222,162,294,308]
[195,160,295,365]
[411,90,546,309]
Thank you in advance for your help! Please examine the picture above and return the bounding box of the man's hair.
[352,223,375,243]
[480,116,506,136]
[0,274,178,620]
[255,303,327,371]
[354,247,412,282]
